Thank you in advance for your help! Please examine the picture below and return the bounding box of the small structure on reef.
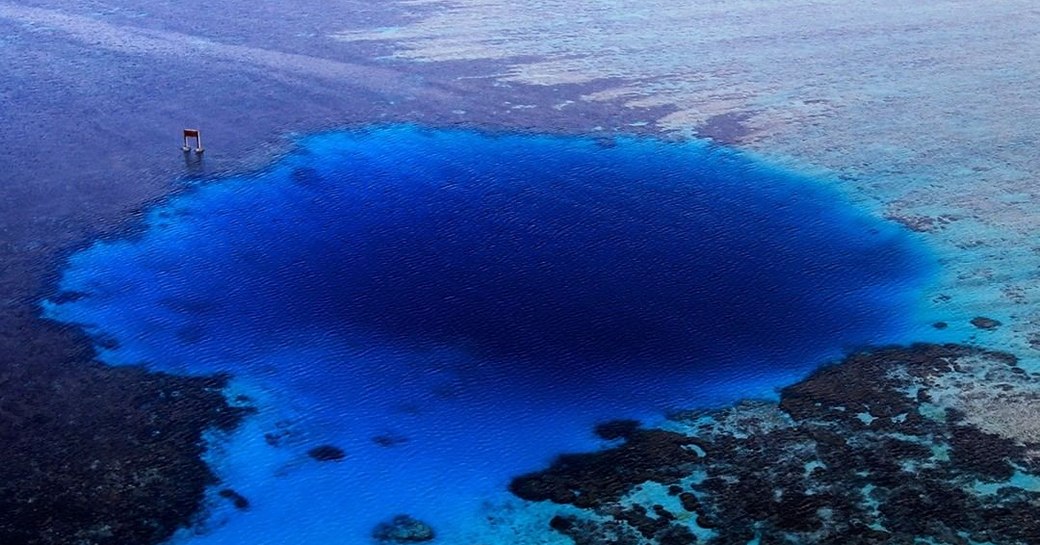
[181,129,204,154]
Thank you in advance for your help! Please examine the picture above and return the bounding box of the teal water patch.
[45,125,935,543]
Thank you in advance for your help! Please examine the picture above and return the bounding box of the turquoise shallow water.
[45,126,935,543]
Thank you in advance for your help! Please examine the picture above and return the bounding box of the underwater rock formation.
[970,316,1002,330]
[372,514,435,543]
[307,444,347,462]
[512,344,1040,545]
[218,488,251,510]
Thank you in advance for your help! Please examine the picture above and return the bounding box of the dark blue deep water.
[46,126,932,544]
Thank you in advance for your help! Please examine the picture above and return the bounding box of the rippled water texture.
[46,126,932,543]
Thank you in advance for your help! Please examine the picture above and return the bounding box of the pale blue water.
[45,125,933,543]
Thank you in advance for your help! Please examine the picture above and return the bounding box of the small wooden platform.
[182,129,204,153]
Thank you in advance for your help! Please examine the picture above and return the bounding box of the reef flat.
[512,343,1040,545]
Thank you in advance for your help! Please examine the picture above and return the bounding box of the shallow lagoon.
[47,125,935,543]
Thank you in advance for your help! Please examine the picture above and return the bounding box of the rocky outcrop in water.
[512,343,1040,545]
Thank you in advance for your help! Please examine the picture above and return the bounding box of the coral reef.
[513,344,1040,545]
[510,429,703,509]
[0,319,252,545]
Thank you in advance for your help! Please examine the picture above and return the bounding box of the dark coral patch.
[217,488,250,510]
[948,425,1022,481]
[307,444,346,462]
[510,429,703,508]
[593,419,641,440]
[372,514,435,543]
[971,316,1002,330]
[657,524,697,545]
[372,434,409,447]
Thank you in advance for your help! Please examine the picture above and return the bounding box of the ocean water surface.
[46,125,934,543]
